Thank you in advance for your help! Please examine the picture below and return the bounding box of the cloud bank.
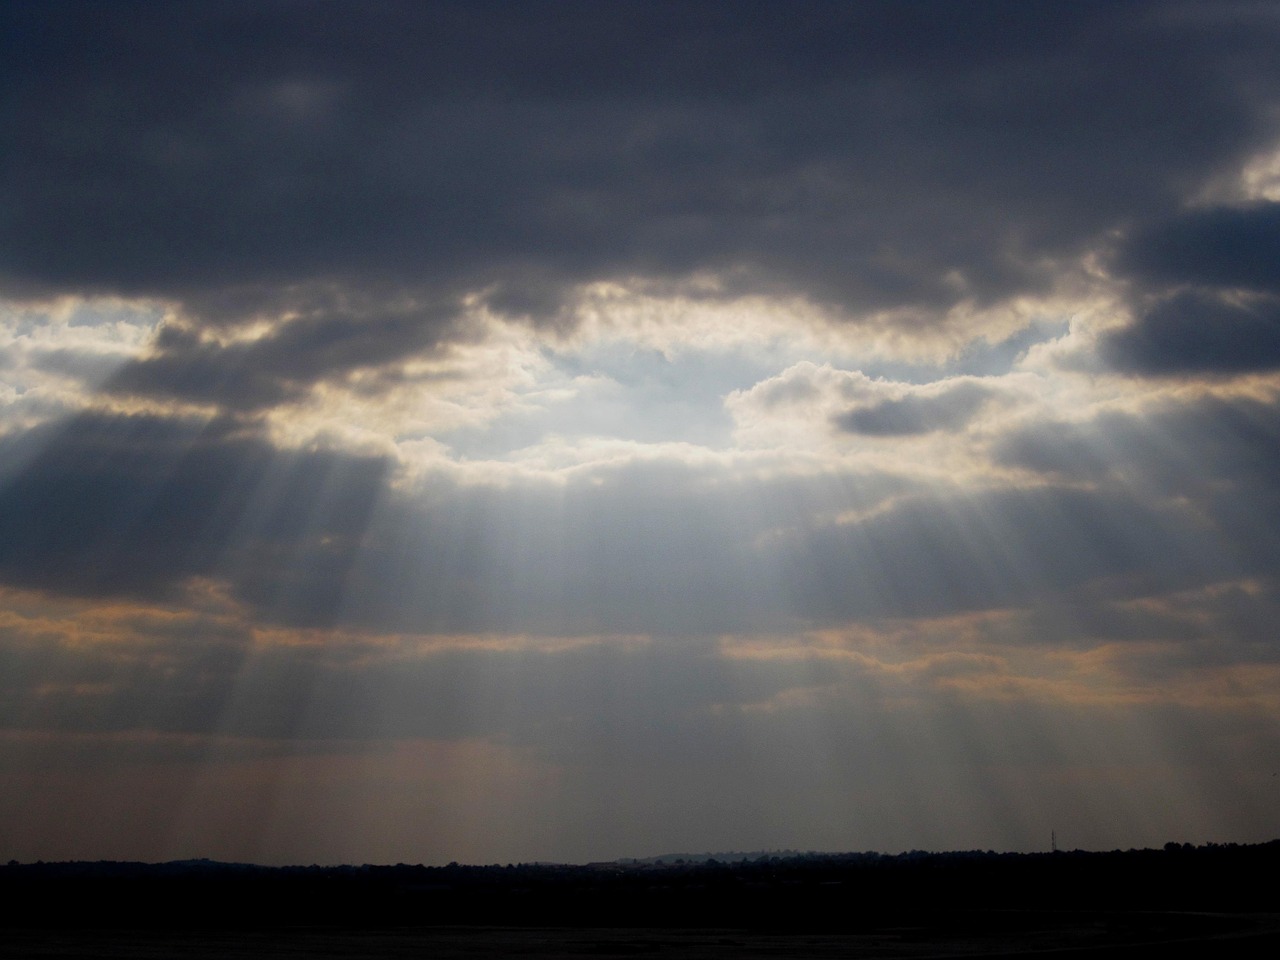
[3,1,1280,864]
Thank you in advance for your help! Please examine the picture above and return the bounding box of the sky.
[3,0,1280,866]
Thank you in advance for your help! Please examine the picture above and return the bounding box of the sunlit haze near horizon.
[3,0,1280,866]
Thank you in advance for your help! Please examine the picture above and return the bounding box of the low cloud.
[0,412,389,614]
[834,381,996,436]
[1101,291,1280,375]
[1117,202,1280,294]
[105,294,460,412]
[1103,201,1280,376]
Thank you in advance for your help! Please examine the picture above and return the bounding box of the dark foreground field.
[4,843,1279,958]
[6,916,1280,960]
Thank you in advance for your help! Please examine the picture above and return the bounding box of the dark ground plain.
[4,843,1279,958]
[5,916,1280,960]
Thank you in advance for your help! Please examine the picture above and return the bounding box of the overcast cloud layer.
[3,1,1280,865]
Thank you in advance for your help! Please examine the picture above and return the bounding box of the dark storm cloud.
[1117,202,1280,294]
[104,294,459,410]
[1103,201,1280,374]
[104,326,297,411]
[834,382,994,436]
[0,412,389,615]
[1100,290,1280,375]
[6,1,1280,408]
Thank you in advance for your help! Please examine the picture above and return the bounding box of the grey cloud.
[0,595,791,744]
[834,382,994,436]
[998,394,1280,493]
[2,0,1279,640]
[996,395,1280,582]
[0,412,390,616]
[104,294,459,410]
[304,460,1237,635]
[1,400,1265,640]
[1101,290,1280,375]
[0,733,346,774]
[104,332,298,411]
[8,612,1278,860]
[777,486,1221,623]
[11,1,1280,866]
[961,576,1280,661]
[1103,201,1280,376]
[6,1,1280,408]
[1117,202,1280,294]
[10,581,1274,778]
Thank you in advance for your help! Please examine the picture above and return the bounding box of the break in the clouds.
[4,2,1280,865]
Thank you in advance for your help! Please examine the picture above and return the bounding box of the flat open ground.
[6,914,1280,960]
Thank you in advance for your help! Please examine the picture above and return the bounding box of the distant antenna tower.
[1051,830,1058,853]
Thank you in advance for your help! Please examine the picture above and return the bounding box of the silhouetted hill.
[4,840,1280,932]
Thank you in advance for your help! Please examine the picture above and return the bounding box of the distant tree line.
[3,840,1279,931]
